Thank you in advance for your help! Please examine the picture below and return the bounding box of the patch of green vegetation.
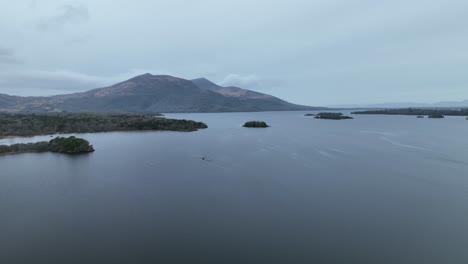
[0,141,49,155]
[243,121,270,128]
[48,136,94,153]
[0,136,94,156]
[0,113,208,137]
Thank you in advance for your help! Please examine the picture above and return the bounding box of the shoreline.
[0,128,201,141]
[0,150,48,156]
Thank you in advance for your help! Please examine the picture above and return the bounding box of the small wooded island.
[352,108,468,117]
[0,136,94,156]
[0,113,208,137]
[243,121,270,128]
[313,112,354,120]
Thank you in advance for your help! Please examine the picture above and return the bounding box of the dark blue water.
[1,111,468,263]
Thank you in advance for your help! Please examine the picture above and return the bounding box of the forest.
[0,113,208,137]
[0,136,94,155]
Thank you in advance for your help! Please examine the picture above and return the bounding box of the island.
[0,113,208,137]
[243,121,270,128]
[417,116,424,118]
[352,108,468,117]
[0,136,94,156]
[314,112,354,120]
[304,113,316,117]
[428,114,445,118]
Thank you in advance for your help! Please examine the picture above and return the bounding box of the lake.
[1,111,468,263]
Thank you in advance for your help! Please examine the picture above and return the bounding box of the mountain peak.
[127,73,185,83]
[192,77,212,83]
[133,73,153,78]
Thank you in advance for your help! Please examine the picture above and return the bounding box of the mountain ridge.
[0,73,323,113]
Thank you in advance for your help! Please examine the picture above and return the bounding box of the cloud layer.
[0,0,467,105]
[0,68,172,96]
[36,4,90,31]
[0,47,19,64]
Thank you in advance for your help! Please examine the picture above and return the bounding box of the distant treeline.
[352,108,468,116]
[313,112,353,120]
[0,136,94,155]
[0,113,208,137]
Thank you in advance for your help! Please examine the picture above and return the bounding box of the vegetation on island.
[0,113,208,137]
[48,136,95,153]
[0,136,94,156]
[417,116,424,118]
[304,113,316,116]
[428,114,445,119]
[243,121,270,128]
[314,112,353,120]
[352,108,468,117]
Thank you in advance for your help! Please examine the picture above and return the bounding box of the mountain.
[0,74,322,113]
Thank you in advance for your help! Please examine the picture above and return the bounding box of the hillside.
[0,74,322,113]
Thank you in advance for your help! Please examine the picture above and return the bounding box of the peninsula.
[0,113,208,137]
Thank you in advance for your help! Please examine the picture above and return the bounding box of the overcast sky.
[1,0,467,106]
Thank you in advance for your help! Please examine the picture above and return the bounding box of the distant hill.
[0,74,323,113]
[352,108,468,116]
[327,100,468,109]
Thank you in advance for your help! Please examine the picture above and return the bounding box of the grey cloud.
[219,74,284,91]
[0,69,172,96]
[0,48,20,64]
[36,4,89,31]
[0,70,106,95]
[220,74,262,89]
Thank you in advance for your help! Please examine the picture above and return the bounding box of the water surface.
[1,111,468,263]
